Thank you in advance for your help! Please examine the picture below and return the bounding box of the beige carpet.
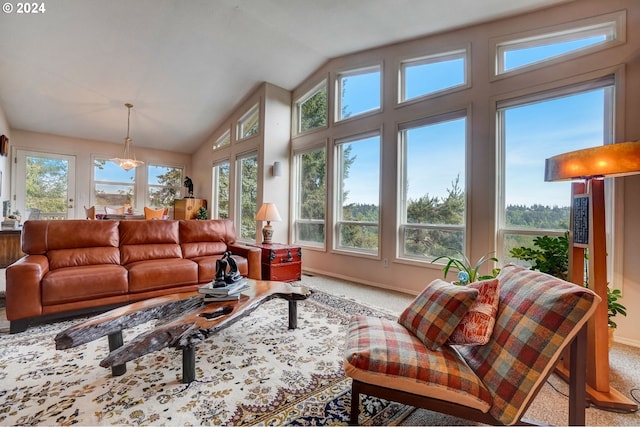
[1,271,639,425]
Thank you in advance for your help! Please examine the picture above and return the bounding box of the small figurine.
[184,176,194,198]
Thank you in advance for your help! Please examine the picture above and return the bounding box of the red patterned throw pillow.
[448,278,500,345]
[398,279,478,351]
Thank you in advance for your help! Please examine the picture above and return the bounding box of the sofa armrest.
[5,255,50,321]
[228,244,262,280]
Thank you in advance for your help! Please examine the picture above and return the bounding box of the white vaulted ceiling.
[0,0,571,153]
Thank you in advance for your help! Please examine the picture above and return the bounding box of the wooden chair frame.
[349,326,588,426]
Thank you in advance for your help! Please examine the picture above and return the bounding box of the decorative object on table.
[431,250,499,285]
[212,251,243,287]
[184,176,194,198]
[545,140,640,411]
[255,202,282,244]
[195,206,208,220]
[109,103,144,171]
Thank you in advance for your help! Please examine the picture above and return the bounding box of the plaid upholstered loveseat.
[344,264,600,425]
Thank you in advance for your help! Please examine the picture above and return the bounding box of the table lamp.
[545,140,640,411]
[255,203,282,244]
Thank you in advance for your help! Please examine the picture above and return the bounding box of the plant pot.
[608,326,615,349]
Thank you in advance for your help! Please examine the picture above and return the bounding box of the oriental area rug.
[0,289,415,426]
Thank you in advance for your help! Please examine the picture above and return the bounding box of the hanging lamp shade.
[110,103,144,171]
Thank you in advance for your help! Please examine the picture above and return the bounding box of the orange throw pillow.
[448,278,499,345]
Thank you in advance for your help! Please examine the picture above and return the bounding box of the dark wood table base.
[55,280,311,383]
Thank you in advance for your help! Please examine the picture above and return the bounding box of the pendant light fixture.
[110,103,144,171]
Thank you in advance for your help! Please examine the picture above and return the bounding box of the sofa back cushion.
[179,219,236,259]
[455,264,600,425]
[22,220,121,269]
[119,220,182,264]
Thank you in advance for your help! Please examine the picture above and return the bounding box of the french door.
[12,150,77,220]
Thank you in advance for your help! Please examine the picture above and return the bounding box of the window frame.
[213,128,231,150]
[491,10,625,79]
[212,159,230,220]
[146,163,183,210]
[294,79,328,136]
[335,64,382,123]
[333,130,382,257]
[92,156,136,211]
[236,104,260,141]
[398,47,470,105]
[397,109,469,265]
[292,143,327,249]
[495,77,616,268]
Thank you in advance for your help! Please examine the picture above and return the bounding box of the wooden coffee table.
[55,279,311,383]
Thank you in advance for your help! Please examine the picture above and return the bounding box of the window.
[335,132,380,255]
[400,49,467,103]
[212,160,230,219]
[497,80,614,264]
[399,113,467,262]
[296,81,327,134]
[147,164,183,209]
[237,104,260,140]
[336,66,381,121]
[494,12,623,76]
[93,158,134,211]
[236,152,258,241]
[293,146,326,246]
[213,129,231,150]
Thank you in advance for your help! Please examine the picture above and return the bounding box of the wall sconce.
[272,161,282,177]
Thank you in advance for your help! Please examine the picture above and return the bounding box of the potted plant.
[431,250,500,285]
[607,287,627,347]
[509,232,569,280]
[195,206,208,220]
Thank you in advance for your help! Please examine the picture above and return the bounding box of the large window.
[296,81,327,134]
[147,164,182,209]
[293,146,326,246]
[336,66,381,121]
[236,152,258,241]
[213,129,231,150]
[497,80,614,264]
[399,113,467,262]
[93,159,134,211]
[335,133,380,255]
[212,160,230,219]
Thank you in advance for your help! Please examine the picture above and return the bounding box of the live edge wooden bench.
[55,280,311,383]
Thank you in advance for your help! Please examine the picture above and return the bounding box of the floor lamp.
[545,141,640,411]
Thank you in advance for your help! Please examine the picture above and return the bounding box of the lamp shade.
[545,141,640,182]
[255,203,282,222]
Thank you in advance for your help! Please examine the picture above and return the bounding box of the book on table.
[202,284,250,302]
[198,278,248,296]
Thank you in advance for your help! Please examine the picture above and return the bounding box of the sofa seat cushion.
[127,258,198,293]
[42,265,128,305]
[191,254,249,283]
[344,315,492,412]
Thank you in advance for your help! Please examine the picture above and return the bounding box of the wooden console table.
[55,280,311,383]
[0,229,24,267]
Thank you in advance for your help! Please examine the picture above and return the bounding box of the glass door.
[13,150,77,220]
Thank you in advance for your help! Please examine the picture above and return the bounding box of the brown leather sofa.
[5,219,262,333]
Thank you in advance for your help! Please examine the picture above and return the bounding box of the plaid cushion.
[398,279,478,350]
[344,315,492,411]
[448,278,499,345]
[456,264,599,425]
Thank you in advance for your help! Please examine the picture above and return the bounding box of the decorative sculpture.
[213,251,243,287]
[183,176,194,198]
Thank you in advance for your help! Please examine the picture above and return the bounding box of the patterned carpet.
[0,289,414,426]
